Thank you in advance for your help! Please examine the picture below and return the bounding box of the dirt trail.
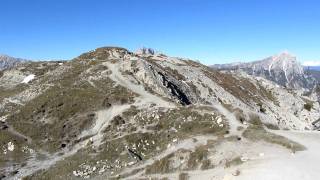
[13,61,174,179]
[80,104,131,147]
[226,130,320,180]
[212,103,242,136]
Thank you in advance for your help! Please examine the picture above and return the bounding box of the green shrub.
[304,103,313,111]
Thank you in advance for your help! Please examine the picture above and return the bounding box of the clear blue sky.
[1,0,320,65]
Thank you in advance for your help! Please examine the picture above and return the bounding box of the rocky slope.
[212,52,317,89]
[0,47,320,180]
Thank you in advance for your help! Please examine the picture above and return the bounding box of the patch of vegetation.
[19,61,62,77]
[248,114,263,126]
[202,65,278,107]
[146,153,174,174]
[7,60,137,153]
[25,148,93,180]
[30,132,151,179]
[201,159,211,170]
[101,85,136,107]
[164,67,186,81]
[0,85,26,102]
[225,156,243,168]
[187,145,208,170]
[237,126,245,131]
[257,83,279,106]
[0,131,31,171]
[184,60,202,67]
[264,123,280,130]
[243,116,305,152]
[304,102,313,111]
[301,97,315,112]
[155,107,228,138]
[179,172,189,180]
[8,85,103,152]
[77,47,130,60]
[122,133,162,159]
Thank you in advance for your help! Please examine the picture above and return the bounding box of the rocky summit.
[212,52,317,89]
[0,54,27,71]
[0,47,320,180]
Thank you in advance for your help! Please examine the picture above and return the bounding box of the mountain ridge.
[0,46,319,179]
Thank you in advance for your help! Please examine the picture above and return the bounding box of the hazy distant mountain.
[212,52,317,89]
[306,66,320,71]
[305,67,320,81]
[0,54,27,70]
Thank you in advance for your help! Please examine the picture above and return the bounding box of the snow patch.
[22,74,35,84]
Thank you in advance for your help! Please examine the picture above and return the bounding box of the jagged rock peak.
[77,46,131,60]
[266,51,303,75]
[136,47,156,55]
[272,51,295,60]
[211,51,314,89]
[0,54,27,70]
[270,51,297,64]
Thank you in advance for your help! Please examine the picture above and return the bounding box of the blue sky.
[1,0,320,65]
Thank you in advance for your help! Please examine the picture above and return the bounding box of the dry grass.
[77,47,129,60]
[145,154,173,174]
[243,116,305,152]
[264,123,280,130]
[187,145,208,170]
[202,66,278,106]
[179,172,189,180]
[201,159,211,170]
[225,156,243,168]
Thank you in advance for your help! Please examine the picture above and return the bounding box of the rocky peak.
[267,52,303,75]
[136,47,155,56]
[270,51,299,68]
[212,52,314,89]
[272,51,295,61]
[0,54,26,70]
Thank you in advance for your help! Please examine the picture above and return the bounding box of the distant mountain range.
[212,52,318,89]
[306,66,320,71]
[0,54,27,70]
[305,68,320,82]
